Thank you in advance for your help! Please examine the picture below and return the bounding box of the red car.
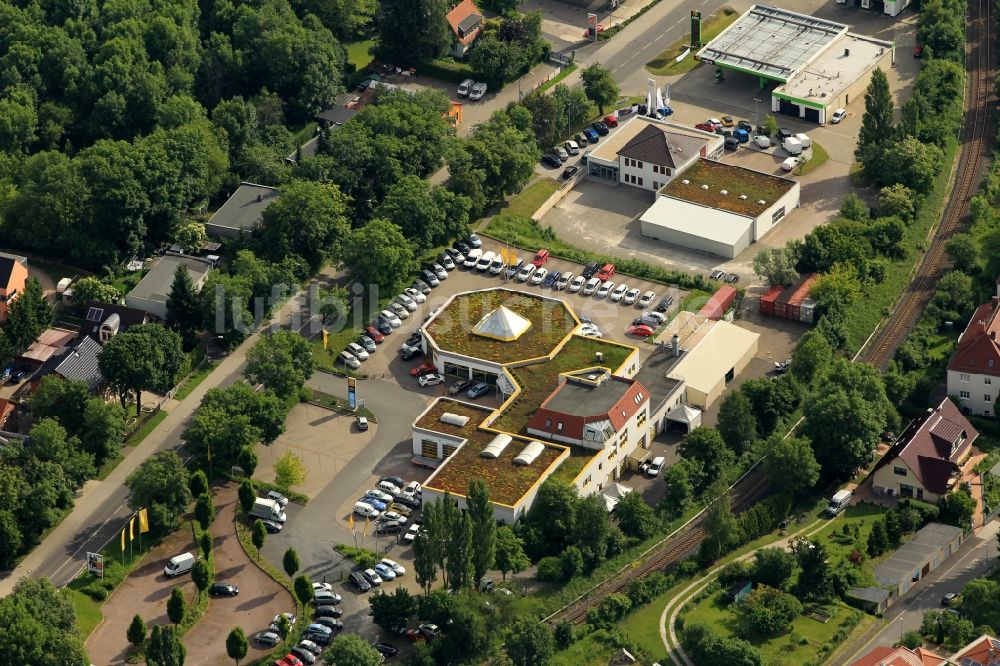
[626,324,656,338]
[603,115,619,127]
[694,122,716,133]
[409,362,436,377]
[596,263,616,281]
[405,629,428,642]
[531,249,550,267]
[913,44,923,58]
[365,326,385,343]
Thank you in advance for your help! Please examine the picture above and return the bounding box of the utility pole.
[753,97,762,130]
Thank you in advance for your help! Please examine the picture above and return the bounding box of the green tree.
[5,277,53,351]
[413,517,439,593]
[125,451,191,533]
[167,587,186,625]
[127,613,147,649]
[614,491,659,540]
[251,519,267,556]
[173,222,208,254]
[752,246,800,287]
[369,587,417,633]
[189,470,210,498]
[505,618,555,666]
[376,0,451,66]
[274,451,307,490]
[31,376,90,435]
[884,510,903,548]
[238,479,256,514]
[294,574,313,605]
[521,92,566,149]
[659,461,694,518]
[764,435,820,494]
[283,547,300,578]
[886,135,943,193]
[467,479,497,586]
[790,331,832,385]
[0,509,23,569]
[803,388,886,478]
[195,493,215,530]
[573,494,610,569]
[446,512,474,590]
[245,330,315,398]
[0,578,88,665]
[743,584,802,635]
[700,483,738,563]
[192,558,213,593]
[879,183,916,220]
[929,271,976,324]
[762,114,779,137]
[938,487,976,528]
[678,428,736,493]
[867,519,888,556]
[70,276,121,306]
[717,391,758,456]
[581,63,619,115]
[146,624,186,666]
[99,324,184,412]
[494,525,529,581]
[325,633,383,665]
[793,539,831,600]
[751,547,796,590]
[28,417,94,488]
[199,531,213,560]
[810,263,862,314]
[553,83,592,135]
[945,233,979,272]
[960,578,1000,630]
[856,68,893,174]
[376,176,471,252]
[182,384,286,469]
[165,263,201,345]
[341,219,416,293]
[260,180,351,272]
[226,627,248,665]
[839,194,870,221]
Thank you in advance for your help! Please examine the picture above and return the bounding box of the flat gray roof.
[634,349,685,408]
[848,586,891,604]
[776,32,893,105]
[544,377,631,419]
[874,522,964,587]
[129,255,213,304]
[206,183,280,233]
[696,5,848,82]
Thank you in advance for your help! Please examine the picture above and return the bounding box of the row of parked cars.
[456,78,487,101]
[541,115,619,168]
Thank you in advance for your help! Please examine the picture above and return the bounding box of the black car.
[304,631,331,646]
[449,378,474,396]
[724,273,740,283]
[655,295,674,312]
[542,270,561,288]
[724,136,739,150]
[376,320,393,335]
[392,492,421,509]
[633,315,661,328]
[373,641,399,657]
[455,240,471,254]
[290,647,317,665]
[737,119,753,131]
[581,262,600,279]
[541,153,562,168]
[315,605,344,619]
[591,121,609,135]
[377,520,404,534]
[314,617,344,631]
[777,127,793,141]
[209,582,239,597]
[380,475,405,488]
[405,332,422,347]
[349,571,371,592]
[421,269,438,284]
[261,519,283,533]
[561,165,579,180]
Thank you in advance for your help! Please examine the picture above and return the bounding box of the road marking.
[52,500,132,585]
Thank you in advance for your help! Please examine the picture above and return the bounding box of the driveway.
[182,483,295,666]
[85,528,199,665]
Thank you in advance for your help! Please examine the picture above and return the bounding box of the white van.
[476,251,496,271]
[824,490,852,517]
[488,255,505,275]
[647,456,666,477]
[164,552,196,577]
[782,136,803,156]
[781,156,800,172]
[793,132,812,149]
[463,248,482,268]
[354,501,380,518]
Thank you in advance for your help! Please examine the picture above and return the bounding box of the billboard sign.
[348,377,357,410]
[87,552,104,577]
[690,10,702,49]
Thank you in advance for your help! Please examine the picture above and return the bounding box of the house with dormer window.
[446,0,484,58]
[871,398,977,503]
[948,296,1000,416]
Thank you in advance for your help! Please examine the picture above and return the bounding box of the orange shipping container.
[759,285,783,316]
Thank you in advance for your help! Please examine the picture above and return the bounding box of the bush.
[421,58,476,83]
[537,556,563,581]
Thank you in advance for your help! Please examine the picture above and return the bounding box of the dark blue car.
[542,270,560,288]
[583,127,599,143]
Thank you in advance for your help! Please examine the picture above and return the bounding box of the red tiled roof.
[850,645,945,666]
[949,300,1000,377]
[526,376,648,441]
[876,398,977,495]
[950,635,1000,665]
[446,0,483,45]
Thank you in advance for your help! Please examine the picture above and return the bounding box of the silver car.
[432,263,448,280]
[469,82,487,100]
[339,352,361,370]
[388,302,409,320]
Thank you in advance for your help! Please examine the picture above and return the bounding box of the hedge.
[422,58,476,84]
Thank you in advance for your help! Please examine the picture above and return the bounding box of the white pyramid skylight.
[472,305,532,342]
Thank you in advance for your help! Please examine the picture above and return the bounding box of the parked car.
[467,234,483,248]
[418,373,445,387]
[290,647,317,665]
[313,589,342,605]
[623,288,640,305]
[437,253,455,271]
[469,82,487,100]
[363,568,383,586]
[373,642,399,657]
[656,295,674,312]
[564,139,580,155]
[403,523,421,543]
[561,166,579,180]
[542,270,560,288]
[568,275,586,292]
[591,121,609,136]
[313,617,343,632]
[724,273,740,283]
[574,132,588,147]
[581,262,600,279]
[405,629,427,642]
[737,119,753,131]
[364,488,393,504]
[610,283,629,302]
[582,277,601,296]
[556,272,574,290]
[633,315,662,329]
[777,127,793,141]
[409,362,436,377]
[517,263,536,282]
[530,267,548,286]
[315,605,343,619]
[603,114,619,127]
[596,281,615,298]
[626,324,656,337]
[579,324,602,338]
[454,240,471,255]
[781,156,799,171]
[444,247,464,265]
[724,136,739,150]
[261,519,283,533]
[379,310,402,328]
[255,631,281,647]
[418,624,440,639]
[380,510,408,524]
[298,640,323,656]
[380,475,405,488]
[753,134,771,149]
[209,582,239,597]
[400,343,422,361]
[375,563,398,580]
[420,269,439,287]
[541,153,562,168]
[303,631,331,646]
[596,263,616,281]
[720,115,735,127]
[555,146,569,160]
[582,127,599,143]
[269,613,297,632]
[365,326,385,343]
[648,456,666,476]
[339,352,361,370]
[466,382,491,399]
[505,258,523,279]
[531,249,550,267]
[695,122,716,133]
[346,342,369,361]
[449,378,474,395]
[413,278,432,294]
[457,78,474,97]
[638,291,656,308]
[349,571,371,592]
[381,558,406,576]
[357,336,377,353]
[266,490,289,507]
[359,496,386,512]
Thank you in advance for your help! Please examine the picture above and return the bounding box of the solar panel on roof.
[960,657,977,666]
[85,307,103,322]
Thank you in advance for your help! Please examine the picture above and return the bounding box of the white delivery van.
[250,497,287,523]
[793,133,811,149]
[476,251,496,272]
[463,248,482,268]
[824,489,852,517]
[164,552,196,577]
[782,136,803,156]
[647,456,666,477]
[781,156,800,172]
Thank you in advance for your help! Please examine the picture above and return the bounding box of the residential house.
[82,302,150,345]
[0,252,28,321]
[948,297,1000,416]
[849,644,945,666]
[872,398,977,503]
[948,635,1000,665]
[204,182,281,238]
[446,0,484,58]
[126,254,214,320]
[20,328,78,368]
[30,336,105,393]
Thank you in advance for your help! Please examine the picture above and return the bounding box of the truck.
[782,136,803,155]
[793,133,812,149]
[251,497,287,523]
[824,490,852,517]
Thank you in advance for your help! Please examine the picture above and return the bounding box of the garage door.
[778,99,798,117]
[804,107,820,123]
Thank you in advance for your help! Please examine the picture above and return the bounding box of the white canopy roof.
[602,483,634,512]
[666,405,702,424]
[473,305,532,341]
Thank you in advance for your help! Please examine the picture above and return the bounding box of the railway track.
[550,465,771,626]
[863,0,995,368]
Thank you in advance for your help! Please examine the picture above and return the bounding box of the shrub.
[537,556,563,582]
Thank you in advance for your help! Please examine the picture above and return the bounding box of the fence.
[531,172,586,221]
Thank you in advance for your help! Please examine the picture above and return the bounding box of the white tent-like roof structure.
[472,305,532,342]
[602,483,634,512]
[666,405,702,432]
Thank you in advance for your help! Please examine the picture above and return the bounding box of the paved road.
[847,519,1000,660]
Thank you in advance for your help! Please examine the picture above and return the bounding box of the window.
[771,206,786,224]
[652,181,660,190]
[959,390,970,399]
[545,419,551,427]
[986,378,992,385]
[652,165,660,174]
[556,422,563,431]
[960,373,971,382]
[986,394,993,402]
[636,161,644,169]
[893,466,908,476]
[618,432,628,447]
[638,177,643,186]
[637,411,647,427]
[916,488,924,500]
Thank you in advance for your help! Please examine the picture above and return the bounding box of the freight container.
[799,298,816,324]
[698,286,737,320]
[759,285,782,316]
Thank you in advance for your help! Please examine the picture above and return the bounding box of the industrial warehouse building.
[696,5,895,124]
[639,159,800,259]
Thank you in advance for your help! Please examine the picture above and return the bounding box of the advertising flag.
[348,512,355,535]
[120,528,125,552]
[138,508,149,533]
[348,377,357,410]
[129,515,135,540]
[322,329,329,350]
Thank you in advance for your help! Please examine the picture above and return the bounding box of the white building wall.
[572,403,650,496]
[948,369,998,417]
[618,157,674,191]
[640,220,749,259]
[751,183,801,241]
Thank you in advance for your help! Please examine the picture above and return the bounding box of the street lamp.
[753,97,762,130]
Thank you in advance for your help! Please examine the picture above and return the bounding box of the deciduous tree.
[751,547,796,590]
[326,633,383,666]
[945,233,979,272]
[581,63,619,115]
[614,491,659,540]
[192,558,212,593]
[700,483,737,563]
[167,586,186,625]
[494,525,529,581]
[126,451,191,533]
[146,624,186,666]
[764,435,819,494]
[369,587,417,633]
[99,324,183,412]
[251,519,266,556]
[678,428,736,493]
[274,451,306,490]
[342,219,415,293]
[226,626,248,665]
[752,247,799,287]
[717,392,758,456]
[245,330,315,399]
[195,493,215,529]
[743,584,802,635]
[127,613,147,649]
[467,479,497,586]
[283,547,300,578]
[260,180,351,272]
[504,618,555,666]
[70,276,121,306]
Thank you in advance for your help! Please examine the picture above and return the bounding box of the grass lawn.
[125,409,167,446]
[174,361,216,401]
[70,588,103,639]
[845,137,959,352]
[645,7,739,76]
[345,39,375,71]
[95,453,123,481]
[797,140,830,176]
[537,64,578,95]
[291,121,317,147]
[682,590,863,665]
[809,504,886,574]
[494,178,560,221]
[549,629,619,666]
[681,289,714,312]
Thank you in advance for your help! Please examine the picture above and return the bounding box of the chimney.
[671,334,680,357]
[844,48,850,56]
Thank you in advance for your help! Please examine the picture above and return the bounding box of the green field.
[549,629,621,666]
[494,178,560,221]
[345,39,376,71]
[797,140,830,176]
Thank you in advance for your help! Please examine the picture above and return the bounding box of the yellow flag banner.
[129,516,135,540]
[138,508,149,534]
[120,528,125,552]
[322,329,329,350]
